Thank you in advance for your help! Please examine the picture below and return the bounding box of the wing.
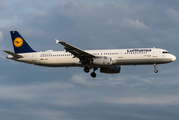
[55,40,95,61]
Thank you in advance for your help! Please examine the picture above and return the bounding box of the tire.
[91,72,96,78]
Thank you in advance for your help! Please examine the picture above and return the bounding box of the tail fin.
[10,31,36,53]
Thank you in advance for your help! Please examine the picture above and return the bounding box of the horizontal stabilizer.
[3,50,23,58]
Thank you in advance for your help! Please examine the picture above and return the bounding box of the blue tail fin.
[10,31,36,53]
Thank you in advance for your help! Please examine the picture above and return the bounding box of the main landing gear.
[84,67,97,78]
[84,67,90,73]
[91,68,98,78]
[154,63,158,73]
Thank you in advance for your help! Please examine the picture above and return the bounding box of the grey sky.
[0,0,179,120]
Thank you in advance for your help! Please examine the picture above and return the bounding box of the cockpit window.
[162,51,169,54]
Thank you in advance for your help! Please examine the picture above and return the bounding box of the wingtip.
[3,50,9,53]
[55,39,59,44]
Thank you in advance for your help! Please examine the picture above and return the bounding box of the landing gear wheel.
[154,63,158,73]
[91,72,96,78]
[154,69,158,73]
[84,67,90,73]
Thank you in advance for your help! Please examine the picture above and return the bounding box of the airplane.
[4,31,176,78]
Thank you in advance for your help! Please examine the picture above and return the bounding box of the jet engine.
[92,57,112,65]
[100,66,121,73]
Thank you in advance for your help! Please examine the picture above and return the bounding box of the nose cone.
[171,55,176,62]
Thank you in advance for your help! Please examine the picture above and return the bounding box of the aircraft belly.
[117,58,171,65]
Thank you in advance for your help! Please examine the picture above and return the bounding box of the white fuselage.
[7,48,176,67]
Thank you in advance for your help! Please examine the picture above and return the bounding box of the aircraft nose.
[171,55,176,62]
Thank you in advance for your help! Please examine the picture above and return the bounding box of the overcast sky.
[0,0,179,120]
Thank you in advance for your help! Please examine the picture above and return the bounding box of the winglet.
[55,39,60,44]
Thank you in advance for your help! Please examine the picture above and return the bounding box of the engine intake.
[100,66,121,74]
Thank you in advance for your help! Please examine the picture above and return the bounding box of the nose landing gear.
[154,63,158,73]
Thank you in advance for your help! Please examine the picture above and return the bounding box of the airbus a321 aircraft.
[4,31,176,78]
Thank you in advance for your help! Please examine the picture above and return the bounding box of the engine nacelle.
[100,66,121,74]
[93,57,112,65]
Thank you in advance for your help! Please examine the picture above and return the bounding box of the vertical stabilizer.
[10,31,36,53]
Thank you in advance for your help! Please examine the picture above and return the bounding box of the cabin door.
[152,48,158,57]
[118,51,123,58]
[32,54,37,63]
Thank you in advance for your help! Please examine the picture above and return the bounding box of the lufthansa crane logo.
[14,37,23,47]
